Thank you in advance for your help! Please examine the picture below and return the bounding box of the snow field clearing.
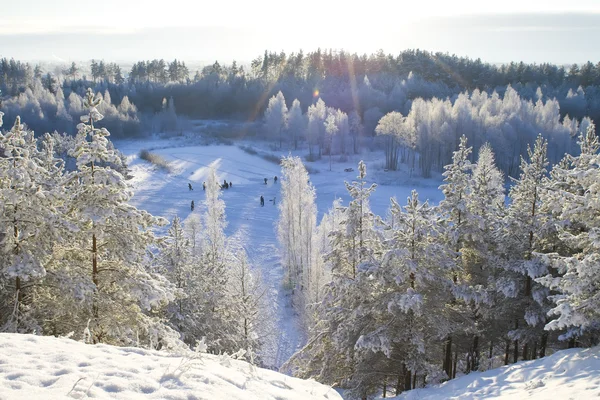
[0,333,342,400]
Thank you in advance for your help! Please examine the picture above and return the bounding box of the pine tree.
[227,250,269,363]
[500,135,553,360]
[328,161,381,280]
[350,191,456,396]
[437,135,475,377]
[62,88,173,345]
[462,143,506,370]
[0,117,60,332]
[538,124,600,343]
[154,216,194,339]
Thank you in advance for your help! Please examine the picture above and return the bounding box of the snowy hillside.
[0,333,341,400]
[388,346,600,400]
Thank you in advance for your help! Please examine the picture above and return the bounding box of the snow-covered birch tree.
[264,91,288,149]
[277,156,317,314]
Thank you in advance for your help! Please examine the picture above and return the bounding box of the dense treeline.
[1,50,599,175]
[277,127,600,398]
[2,50,600,121]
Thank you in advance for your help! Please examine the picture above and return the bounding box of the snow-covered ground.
[0,333,342,400]
[116,138,444,369]
[381,346,600,400]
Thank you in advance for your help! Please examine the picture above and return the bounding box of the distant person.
[203,182,206,191]
[260,195,264,206]
[188,183,193,191]
[191,200,195,212]
[274,176,278,183]
[264,178,268,185]
[224,182,229,189]
[229,181,232,188]
[273,196,276,205]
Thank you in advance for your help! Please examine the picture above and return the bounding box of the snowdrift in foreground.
[390,346,600,399]
[0,334,341,400]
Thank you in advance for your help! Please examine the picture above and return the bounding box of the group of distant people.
[260,176,278,206]
[188,180,233,211]
[188,175,278,212]
[220,179,233,189]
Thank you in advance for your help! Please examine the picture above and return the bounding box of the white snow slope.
[386,346,600,400]
[0,333,342,400]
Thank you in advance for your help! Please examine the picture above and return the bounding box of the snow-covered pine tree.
[0,117,62,332]
[183,212,203,255]
[439,135,473,280]
[462,143,506,370]
[154,216,196,342]
[437,135,474,377]
[538,124,600,344]
[328,160,381,280]
[351,190,456,397]
[500,135,553,361]
[227,250,270,364]
[60,88,174,345]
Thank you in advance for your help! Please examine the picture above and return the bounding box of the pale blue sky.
[1,1,599,64]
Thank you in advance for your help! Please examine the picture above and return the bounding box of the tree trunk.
[489,340,494,370]
[504,341,510,365]
[444,336,453,378]
[92,233,98,287]
[513,320,519,363]
[540,332,548,358]
[382,380,386,398]
[452,352,458,379]
[92,232,99,340]
[15,277,22,314]
[472,335,480,371]
[404,365,412,391]
[412,372,417,389]
[13,208,22,321]
[522,343,529,361]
